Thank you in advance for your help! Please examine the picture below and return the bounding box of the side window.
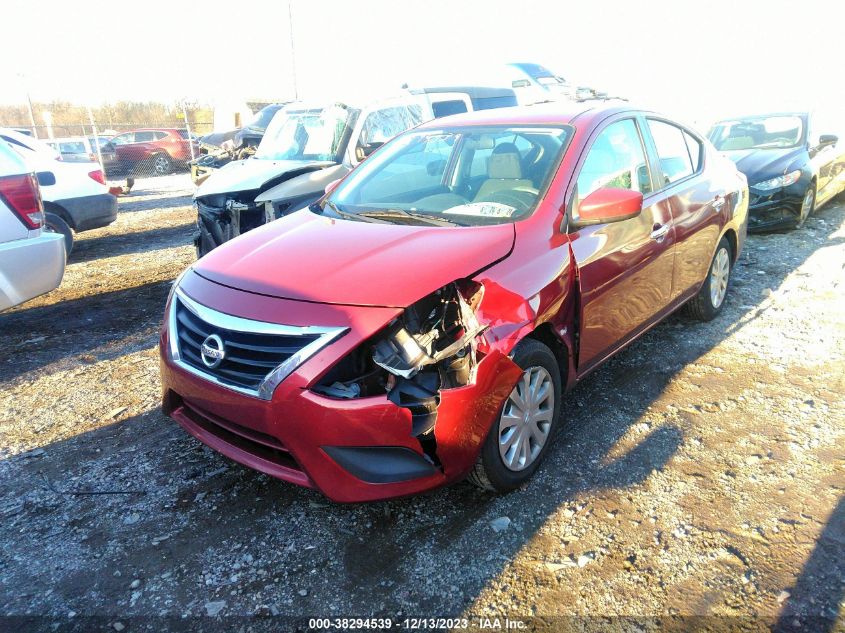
[110,133,133,145]
[683,130,703,171]
[647,119,694,185]
[432,100,468,118]
[360,106,423,147]
[134,131,155,142]
[154,131,169,141]
[576,119,652,200]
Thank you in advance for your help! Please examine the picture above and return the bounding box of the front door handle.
[650,224,670,241]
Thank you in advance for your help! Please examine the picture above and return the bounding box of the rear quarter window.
[647,119,695,185]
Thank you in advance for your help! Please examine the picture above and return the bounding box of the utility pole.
[288,0,298,100]
[17,73,38,137]
[86,105,104,170]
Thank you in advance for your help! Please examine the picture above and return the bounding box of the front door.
[567,117,676,375]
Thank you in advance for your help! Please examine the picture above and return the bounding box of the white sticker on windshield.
[443,202,516,218]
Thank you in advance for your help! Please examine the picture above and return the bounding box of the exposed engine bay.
[314,281,487,465]
[195,195,266,258]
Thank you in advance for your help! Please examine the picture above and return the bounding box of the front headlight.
[752,170,801,191]
[165,267,192,361]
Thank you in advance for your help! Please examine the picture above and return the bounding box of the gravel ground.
[0,175,843,631]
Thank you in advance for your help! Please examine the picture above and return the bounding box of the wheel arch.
[722,227,738,263]
[524,322,572,390]
[43,200,76,231]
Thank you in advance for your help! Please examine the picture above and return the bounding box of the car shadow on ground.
[0,280,171,383]
[773,494,845,632]
[72,223,195,264]
[114,194,194,214]
[0,203,843,621]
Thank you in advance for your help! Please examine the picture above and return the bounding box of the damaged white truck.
[192,87,517,257]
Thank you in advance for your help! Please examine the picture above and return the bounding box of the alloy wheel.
[153,155,170,175]
[498,366,555,472]
[798,187,815,226]
[710,247,730,309]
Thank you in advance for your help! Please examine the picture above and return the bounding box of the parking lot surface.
[0,176,843,628]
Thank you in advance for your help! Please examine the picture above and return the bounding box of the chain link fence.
[0,100,218,180]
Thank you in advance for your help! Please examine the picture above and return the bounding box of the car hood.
[194,158,337,198]
[199,129,239,149]
[193,210,516,308]
[724,147,807,182]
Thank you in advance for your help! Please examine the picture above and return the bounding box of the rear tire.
[684,236,732,321]
[44,212,74,258]
[468,338,561,492]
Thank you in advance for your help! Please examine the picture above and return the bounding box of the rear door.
[568,116,676,375]
[644,117,723,300]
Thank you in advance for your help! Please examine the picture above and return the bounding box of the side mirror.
[36,171,57,186]
[324,178,342,195]
[572,188,643,228]
[818,134,838,147]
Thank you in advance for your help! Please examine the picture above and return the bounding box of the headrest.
[488,143,522,179]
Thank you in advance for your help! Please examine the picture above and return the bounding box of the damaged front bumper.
[195,198,266,257]
[747,182,807,231]
[160,275,521,502]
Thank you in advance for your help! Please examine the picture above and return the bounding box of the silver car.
[0,139,65,311]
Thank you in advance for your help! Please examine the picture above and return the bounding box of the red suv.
[110,128,198,175]
[160,103,748,502]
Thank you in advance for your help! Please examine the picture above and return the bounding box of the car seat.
[474,142,538,201]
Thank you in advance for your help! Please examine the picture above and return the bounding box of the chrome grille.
[168,288,347,399]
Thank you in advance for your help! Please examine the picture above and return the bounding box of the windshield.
[709,115,804,150]
[322,125,573,227]
[254,104,355,162]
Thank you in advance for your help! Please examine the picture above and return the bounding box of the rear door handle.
[712,195,725,211]
[650,224,670,241]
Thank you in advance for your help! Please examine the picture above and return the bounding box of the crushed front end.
[160,272,521,502]
[195,193,267,257]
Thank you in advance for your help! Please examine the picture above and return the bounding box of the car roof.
[712,112,808,123]
[410,86,516,99]
[415,100,637,129]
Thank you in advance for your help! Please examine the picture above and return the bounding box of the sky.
[1,0,844,131]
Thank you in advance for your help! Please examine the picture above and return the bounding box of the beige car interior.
[474,142,539,201]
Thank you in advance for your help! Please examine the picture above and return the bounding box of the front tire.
[148,153,172,176]
[795,184,815,229]
[684,236,732,321]
[44,212,74,257]
[468,338,561,492]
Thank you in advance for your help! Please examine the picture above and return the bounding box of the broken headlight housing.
[313,280,487,439]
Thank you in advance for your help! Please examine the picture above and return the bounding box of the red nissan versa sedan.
[159,103,748,502]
